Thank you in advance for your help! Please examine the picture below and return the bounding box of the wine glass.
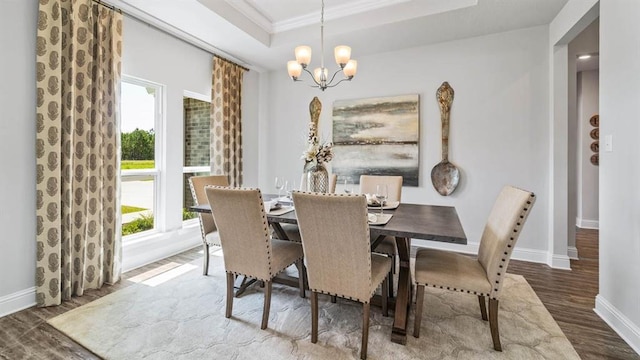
[343,178,353,194]
[286,180,297,200]
[275,177,284,198]
[375,184,388,216]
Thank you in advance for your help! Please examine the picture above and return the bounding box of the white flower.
[302,121,333,165]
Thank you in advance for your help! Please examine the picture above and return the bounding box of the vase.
[304,162,329,193]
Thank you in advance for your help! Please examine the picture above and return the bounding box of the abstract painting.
[332,94,419,186]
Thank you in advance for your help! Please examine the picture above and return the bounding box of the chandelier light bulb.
[295,46,312,67]
[287,61,302,79]
[334,45,351,66]
[343,60,357,78]
[313,67,328,83]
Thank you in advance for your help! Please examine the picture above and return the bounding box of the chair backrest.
[359,175,403,202]
[477,186,536,299]
[204,187,273,281]
[292,192,372,302]
[189,175,229,238]
[329,173,338,193]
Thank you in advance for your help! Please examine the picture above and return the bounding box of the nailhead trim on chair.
[416,190,535,300]
[208,186,304,282]
[489,191,535,300]
[295,191,376,303]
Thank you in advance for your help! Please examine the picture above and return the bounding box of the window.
[182,92,211,221]
[120,77,162,237]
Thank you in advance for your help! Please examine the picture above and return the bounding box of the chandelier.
[286,0,358,91]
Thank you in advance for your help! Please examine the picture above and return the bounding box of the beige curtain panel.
[211,57,246,187]
[35,0,123,307]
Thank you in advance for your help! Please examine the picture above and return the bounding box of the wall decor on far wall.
[589,114,599,166]
[332,94,419,186]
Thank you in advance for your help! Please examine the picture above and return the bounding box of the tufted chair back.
[359,175,403,202]
[205,186,273,281]
[477,186,536,299]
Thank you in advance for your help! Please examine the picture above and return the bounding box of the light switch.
[604,135,613,152]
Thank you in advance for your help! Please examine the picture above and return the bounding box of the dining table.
[189,195,467,345]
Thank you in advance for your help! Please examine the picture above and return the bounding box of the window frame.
[120,75,164,240]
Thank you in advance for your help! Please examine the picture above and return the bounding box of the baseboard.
[0,287,36,318]
[0,225,203,319]
[411,240,550,265]
[567,246,579,260]
[576,217,599,229]
[547,253,572,270]
[595,295,640,356]
[122,222,203,273]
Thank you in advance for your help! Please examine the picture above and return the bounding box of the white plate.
[368,213,393,225]
[268,206,295,216]
[367,200,400,210]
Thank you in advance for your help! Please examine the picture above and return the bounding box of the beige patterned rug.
[49,249,580,359]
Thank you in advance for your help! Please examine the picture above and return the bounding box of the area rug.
[48,249,580,359]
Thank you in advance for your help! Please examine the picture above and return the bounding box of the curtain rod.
[214,55,250,73]
[95,0,251,72]
[93,0,122,14]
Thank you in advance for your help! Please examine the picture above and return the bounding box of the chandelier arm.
[302,66,323,87]
[325,68,343,87]
[325,77,353,89]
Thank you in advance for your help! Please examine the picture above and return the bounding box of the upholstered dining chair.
[412,185,536,351]
[205,186,306,330]
[188,175,229,275]
[279,172,339,243]
[292,192,392,360]
[359,175,403,296]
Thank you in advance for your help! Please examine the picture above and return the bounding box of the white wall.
[264,26,551,259]
[576,70,599,228]
[567,18,599,253]
[596,0,640,354]
[0,0,38,316]
[548,0,599,269]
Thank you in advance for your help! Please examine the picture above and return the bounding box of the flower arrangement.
[302,121,333,165]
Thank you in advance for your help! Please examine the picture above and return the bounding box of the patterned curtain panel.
[35,0,123,307]
[211,57,246,187]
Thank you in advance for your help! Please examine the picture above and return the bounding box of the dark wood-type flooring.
[0,228,637,359]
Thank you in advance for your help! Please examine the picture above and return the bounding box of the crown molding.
[273,0,411,33]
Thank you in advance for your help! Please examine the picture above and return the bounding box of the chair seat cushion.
[270,239,304,275]
[372,236,395,256]
[370,254,393,297]
[414,248,491,296]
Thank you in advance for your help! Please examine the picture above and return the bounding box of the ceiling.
[108,0,570,72]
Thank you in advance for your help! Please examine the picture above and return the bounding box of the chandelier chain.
[320,0,325,70]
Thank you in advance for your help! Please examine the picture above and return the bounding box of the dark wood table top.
[189,201,467,245]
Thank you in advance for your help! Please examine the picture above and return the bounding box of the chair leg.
[478,295,488,321]
[360,303,370,360]
[413,284,425,338]
[261,281,273,330]
[489,298,502,351]
[295,259,306,298]
[225,272,234,318]
[382,275,389,317]
[311,291,318,343]
[202,243,210,275]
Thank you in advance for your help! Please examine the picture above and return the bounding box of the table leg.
[270,222,289,240]
[235,276,257,297]
[391,236,411,345]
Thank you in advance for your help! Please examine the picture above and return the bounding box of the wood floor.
[0,228,637,359]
